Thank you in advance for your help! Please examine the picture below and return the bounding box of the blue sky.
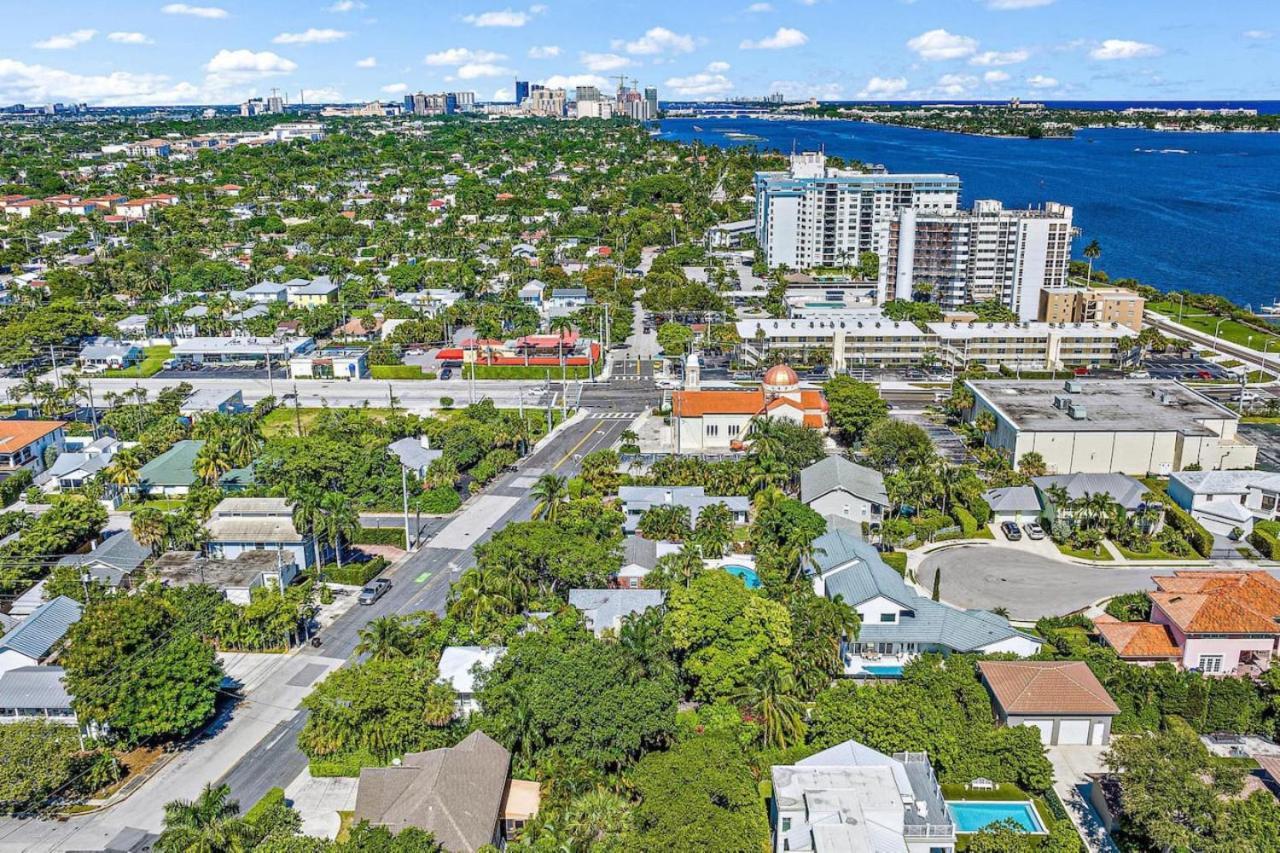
[2,0,1279,106]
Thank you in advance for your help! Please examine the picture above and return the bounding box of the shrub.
[966,495,992,526]
[1105,592,1152,622]
[439,397,454,409]
[953,506,978,538]
[351,526,407,546]
[0,469,32,508]
[1250,521,1280,559]
[419,486,461,514]
[244,787,287,824]
[324,556,387,586]
[310,750,385,777]
[1143,479,1213,557]
[882,551,907,575]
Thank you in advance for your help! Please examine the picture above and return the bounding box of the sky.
[2,0,1279,107]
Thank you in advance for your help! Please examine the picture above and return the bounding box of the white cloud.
[0,58,199,105]
[747,2,773,11]
[161,3,228,19]
[273,28,348,45]
[107,32,154,45]
[934,73,979,95]
[303,86,343,102]
[381,82,408,94]
[985,0,1055,8]
[540,73,610,91]
[34,29,96,50]
[528,45,561,58]
[907,29,978,60]
[707,60,731,72]
[983,70,1010,83]
[355,56,377,68]
[462,6,544,27]
[493,87,512,100]
[1027,74,1058,88]
[1244,30,1274,40]
[456,62,515,79]
[1090,39,1162,60]
[581,52,631,72]
[205,49,297,81]
[665,71,733,98]
[970,49,1029,66]
[857,76,908,98]
[328,0,366,11]
[740,27,808,50]
[770,80,844,100]
[618,27,696,56]
[424,47,507,66]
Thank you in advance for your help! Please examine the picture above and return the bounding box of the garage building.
[978,660,1119,746]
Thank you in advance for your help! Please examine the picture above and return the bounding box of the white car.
[655,378,679,390]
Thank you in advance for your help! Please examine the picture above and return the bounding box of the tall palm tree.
[194,443,231,486]
[320,492,359,571]
[290,486,325,573]
[354,616,410,662]
[156,783,255,853]
[132,507,169,555]
[530,473,567,523]
[746,416,786,462]
[105,448,142,495]
[1083,239,1102,283]
[974,411,996,448]
[733,661,805,749]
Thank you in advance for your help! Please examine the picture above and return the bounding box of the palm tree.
[448,567,520,634]
[105,448,142,495]
[530,473,568,523]
[354,616,410,662]
[746,416,787,462]
[156,783,255,853]
[974,410,996,448]
[290,486,325,573]
[749,456,790,495]
[193,443,230,486]
[132,507,169,555]
[733,660,805,749]
[320,492,359,571]
[1083,239,1102,283]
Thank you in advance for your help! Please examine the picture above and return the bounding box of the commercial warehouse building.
[965,379,1257,475]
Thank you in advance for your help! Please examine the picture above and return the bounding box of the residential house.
[1033,473,1160,531]
[771,739,955,853]
[978,660,1120,746]
[78,339,142,370]
[388,436,443,479]
[115,315,150,337]
[518,280,544,307]
[242,281,288,304]
[353,730,538,851]
[152,550,298,605]
[616,485,750,534]
[547,288,590,310]
[137,439,204,496]
[437,646,505,716]
[205,497,321,569]
[334,315,384,342]
[1096,570,1280,675]
[180,388,247,419]
[35,436,118,492]
[0,421,66,479]
[56,531,149,591]
[0,596,82,675]
[286,276,339,308]
[799,455,888,525]
[983,485,1043,526]
[811,529,1042,675]
[1167,469,1280,536]
[0,666,76,726]
[568,589,665,635]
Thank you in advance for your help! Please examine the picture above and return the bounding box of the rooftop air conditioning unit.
[1064,379,1082,393]
[1068,402,1088,420]
[1053,394,1071,410]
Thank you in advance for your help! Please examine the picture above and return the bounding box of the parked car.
[1127,370,1150,379]
[1000,521,1023,541]
[162,358,178,370]
[1024,521,1046,540]
[1197,370,1213,380]
[358,578,392,605]
[440,368,453,380]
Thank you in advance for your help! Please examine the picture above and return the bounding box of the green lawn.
[102,345,172,378]
[1148,301,1280,352]
[261,406,396,437]
[118,497,186,512]
[1056,541,1113,561]
[371,364,432,380]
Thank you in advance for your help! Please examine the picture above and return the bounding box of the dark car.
[358,578,392,605]
[1000,521,1023,541]
[440,368,453,380]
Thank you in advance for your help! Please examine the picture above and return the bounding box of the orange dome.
[763,364,799,387]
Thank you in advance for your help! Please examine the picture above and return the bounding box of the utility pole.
[401,465,412,550]
[292,382,302,436]
[49,346,60,390]
[265,351,275,398]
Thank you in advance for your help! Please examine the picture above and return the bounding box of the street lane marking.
[553,421,604,469]
[414,571,431,583]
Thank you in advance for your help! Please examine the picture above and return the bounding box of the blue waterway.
[659,117,1280,307]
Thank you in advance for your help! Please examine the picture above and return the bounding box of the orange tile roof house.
[0,421,67,478]
[1097,571,1280,676]
[978,660,1120,745]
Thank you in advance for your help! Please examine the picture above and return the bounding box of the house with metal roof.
[810,530,1041,676]
[1032,473,1159,531]
[286,275,339,308]
[205,497,320,569]
[0,596,82,674]
[0,666,75,726]
[78,339,142,369]
[242,281,288,303]
[57,531,149,589]
[982,485,1043,525]
[388,436,444,479]
[35,436,119,492]
[800,455,888,525]
[137,439,203,496]
[437,646,506,716]
[617,486,750,534]
[1167,469,1280,536]
[568,589,665,636]
[180,388,247,418]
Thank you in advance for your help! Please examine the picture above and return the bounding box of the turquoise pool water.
[946,801,1045,834]
[860,664,905,678]
[723,565,761,589]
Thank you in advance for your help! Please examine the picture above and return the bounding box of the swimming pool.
[946,801,1046,834]
[722,564,761,589]
[859,664,904,678]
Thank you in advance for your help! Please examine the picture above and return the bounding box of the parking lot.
[1143,353,1233,381]
[154,364,290,380]
[893,411,971,463]
[1240,423,1280,472]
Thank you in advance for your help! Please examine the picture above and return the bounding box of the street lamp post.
[1177,292,1185,324]
[1266,339,1279,380]
[1213,318,1227,354]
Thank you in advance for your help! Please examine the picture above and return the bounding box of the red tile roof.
[1095,620,1182,659]
[0,421,65,453]
[979,660,1120,715]
[1150,571,1280,635]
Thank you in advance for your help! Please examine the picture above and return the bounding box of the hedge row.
[0,469,32,508]
[953,505,979,538]
[310,750,384,778]
[351,526,406,546]
[323,556,387,587]
[244,787,287,823]
[1142,479,1213,558]
[1250,520,1280,559]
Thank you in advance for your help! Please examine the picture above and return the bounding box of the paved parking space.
[154,365,288,380]
[1240,423,1280,472]
[893,412,970,463]
[1143,353,1231,381]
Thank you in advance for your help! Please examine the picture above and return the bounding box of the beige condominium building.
[1040,287,1145,332]
[965,378,1257,475]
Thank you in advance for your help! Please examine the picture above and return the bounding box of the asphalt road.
[215,412,637,811]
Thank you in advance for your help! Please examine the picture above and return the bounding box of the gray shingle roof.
[0,666,71,711]
[568,589,665,633]
[354,730,510,851]
[57,531,149,580]
[1033,473,1149,510]
[800,456,888,507]
[983,485,1042,513]
[388,437,444,472]
[0,596,82,660]
[1170,469,1280,496]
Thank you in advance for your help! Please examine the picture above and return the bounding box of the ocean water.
[659,117,1280,307]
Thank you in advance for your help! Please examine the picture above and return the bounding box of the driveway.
[1046,745,1119,853]
[916,545,1163,621]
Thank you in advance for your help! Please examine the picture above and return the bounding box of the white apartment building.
[737,310,1129,372]
[755,152,961,270]
[882,200,1075,320]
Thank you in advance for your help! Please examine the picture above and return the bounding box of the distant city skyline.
[2,0,1278,106]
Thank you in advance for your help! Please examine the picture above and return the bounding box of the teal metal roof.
[138,440,204,489]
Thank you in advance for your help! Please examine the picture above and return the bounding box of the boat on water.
[724,131,763,141]
[1261,299,1280,316]
[692,125,704,132]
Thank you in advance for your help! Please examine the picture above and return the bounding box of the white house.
[205,497,320,568]
[0,597,82,675]
[1167,469,1280,536]
[799,455,888,525]
[437,646,506,716]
